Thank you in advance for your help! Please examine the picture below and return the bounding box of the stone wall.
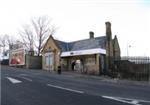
[42,36,61,71]
[61,54,100,75]
[83,54,100,75]
[25,55,42,69]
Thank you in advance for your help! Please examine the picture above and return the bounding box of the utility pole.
[127,43,129,57]
[127,43,131,57]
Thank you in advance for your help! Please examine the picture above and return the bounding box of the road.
[1,66,150,105]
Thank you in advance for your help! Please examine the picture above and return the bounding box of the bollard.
[149,75,150,86]
[58,66,61,74]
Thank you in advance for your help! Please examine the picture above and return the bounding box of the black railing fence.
[110,56,150,81]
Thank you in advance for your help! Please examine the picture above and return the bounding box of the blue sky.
[0,0,150,56]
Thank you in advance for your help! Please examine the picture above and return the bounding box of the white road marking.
[19,74,28,76]
[114,96,150,103]
[102,96,150,105]
[19,76,32,82]
[17,75,32,82]
[47,84,84,94]
[102,96,141,105]
[6,77,22,84]
[132,100,139,104]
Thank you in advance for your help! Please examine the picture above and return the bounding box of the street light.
[127,44,131,57]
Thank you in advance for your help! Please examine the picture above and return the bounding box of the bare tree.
[19,16,56,56]
[19,25,34,51]
[0,34,16,59]
[0,35,6,59]
[0,34,13,51]
[3,34,16,49]
[0,35,6,48]
[0,35,6,58]
[32,16,56,56]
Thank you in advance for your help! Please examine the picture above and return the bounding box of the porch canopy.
[61,48,106,57]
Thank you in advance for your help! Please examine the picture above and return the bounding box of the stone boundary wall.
[25,55,42,69]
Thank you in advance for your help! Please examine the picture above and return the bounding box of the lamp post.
[127,44,131,57]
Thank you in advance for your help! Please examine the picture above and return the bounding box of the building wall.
[25,55,42,69]
[105,22,120,73]
[106,40,114,57]
[42,37,61,71]
[113,36,121,59]
[61,54,101,75]
[84,54,100,75]
[41,22,120,75]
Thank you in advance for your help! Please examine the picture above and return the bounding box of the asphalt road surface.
[1,66,150,105]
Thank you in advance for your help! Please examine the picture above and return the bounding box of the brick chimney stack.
[105,21,112,41]
[105,21,114,74]
[105,21,113,56]
[89,31,94,39]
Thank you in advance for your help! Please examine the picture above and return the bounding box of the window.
[45,55,53,66]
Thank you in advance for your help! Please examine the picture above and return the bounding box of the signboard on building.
[61,48,106,57]
[9,48,25,66]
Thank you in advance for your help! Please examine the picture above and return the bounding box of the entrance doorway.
[71,61,76,71]
[71,59,83,72]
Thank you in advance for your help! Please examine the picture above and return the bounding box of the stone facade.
[105,22,121,73]
[25,55,42,69]
[41,36,61,71]
[42,22,120,75]
[61,54,101,75]
[113,35,121,59]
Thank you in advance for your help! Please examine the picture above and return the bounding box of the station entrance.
[61,54,102,75]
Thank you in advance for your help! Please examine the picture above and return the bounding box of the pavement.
[61,71,150,87]
[15,66,149,87]
[1,66,150,105]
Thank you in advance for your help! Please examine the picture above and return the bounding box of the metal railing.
[111,56,150,81]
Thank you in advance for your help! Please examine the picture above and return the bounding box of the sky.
[0,0,150,56]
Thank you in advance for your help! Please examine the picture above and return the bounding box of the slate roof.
[55,36,106,52]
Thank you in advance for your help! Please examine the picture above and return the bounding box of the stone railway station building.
[42,22,120,75]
